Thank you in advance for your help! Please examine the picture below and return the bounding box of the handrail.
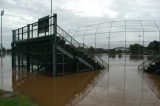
[57,25,108,68]
[138,55,160,71]
[13,15,55,42]
[82,42,107,67]
[12,15,108,68]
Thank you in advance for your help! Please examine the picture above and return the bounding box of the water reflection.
[76,54,160,106]
[0,59,3,89]
[130,55,145,60]
[0,53,6,66]
[1,54,160,106]
[12,69,105,106]
[118,54,122,58]
[0,54,12,91]
[145,74,160,99]
[109,53,116,58]
[108,53,123,59]
[0,53,6,58]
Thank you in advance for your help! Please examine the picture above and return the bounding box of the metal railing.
[13,15,55,43]
[57,25,108,68]
[138,55,160,71]
[12,15,108,68]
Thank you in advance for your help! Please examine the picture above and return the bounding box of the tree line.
[86,40,160,55]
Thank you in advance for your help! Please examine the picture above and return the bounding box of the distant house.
[113,47,129,52]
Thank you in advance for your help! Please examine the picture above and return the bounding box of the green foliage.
[87,46,95,53]
[2,47,6,52]
[0,95,36,106]
[109,53,116,58]
[118,53,122,58]
[0,47,6,52]
[0,90,36,106]
[129,43,143,54]
[147,40,160,54]
[110,49,116,54]
[117,50,122,54]
[87,46,107,54]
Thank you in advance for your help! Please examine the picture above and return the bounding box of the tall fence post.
[27,24,30,39]
[26,24,31,71]
[12,30,16,67]
[26,47,30,72]
[52,14,57,76]
[12,30,16,43]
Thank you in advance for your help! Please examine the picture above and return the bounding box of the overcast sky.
[1,0,160,48]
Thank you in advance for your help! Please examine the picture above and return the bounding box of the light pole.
[107,36,110,65]
[0,10,4,89]
[51,0,53,16]
[1,10,4,63]
[138,35,142,56]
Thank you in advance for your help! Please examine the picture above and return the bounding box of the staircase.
[54,25,107,75]
[138,55,160,73]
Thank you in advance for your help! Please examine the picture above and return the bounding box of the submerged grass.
[0,89,36,106]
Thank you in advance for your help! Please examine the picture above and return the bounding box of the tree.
[147,40,160,53]
[0,45,6,52]
[87,46,95,53]
[129,43,143,54]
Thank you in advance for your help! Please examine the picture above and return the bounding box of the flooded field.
[0,54,160,106]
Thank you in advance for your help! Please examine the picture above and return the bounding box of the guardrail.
[12,15,55,43]
[57,25,108,68]
[138,55,160,71]
[12,15,108,68]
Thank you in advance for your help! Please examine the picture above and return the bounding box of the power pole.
[1,10,4,64]
[0,10,4,89]
[138,35,142,57]
[51,0,53,16]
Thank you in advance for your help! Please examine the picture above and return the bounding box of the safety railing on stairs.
[57,25,108,68]
[138,55,160,71]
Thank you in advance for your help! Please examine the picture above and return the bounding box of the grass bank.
[0,89,36,106]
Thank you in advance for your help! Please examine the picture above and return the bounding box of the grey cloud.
[0,0,160,49]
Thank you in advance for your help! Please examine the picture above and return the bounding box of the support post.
[32,24,33,38]
[31,47,33,72]
[1,14,2,61]
[27,46,30,72]
[27,24,30,39]
[52,14,57,76]
[12,47,16,68]
[62,54,64,75]
[140,20,145,71]
[22,28,24,40]
[12,30,16,67]
[18,50,20,69]
[18,29,19,41]
[108,22,113,66]
[22,52,24,70]
[12,30,16,43]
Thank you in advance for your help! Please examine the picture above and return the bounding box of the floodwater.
[0,54,160,106]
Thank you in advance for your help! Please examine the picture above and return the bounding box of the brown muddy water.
[0,54,160,106]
